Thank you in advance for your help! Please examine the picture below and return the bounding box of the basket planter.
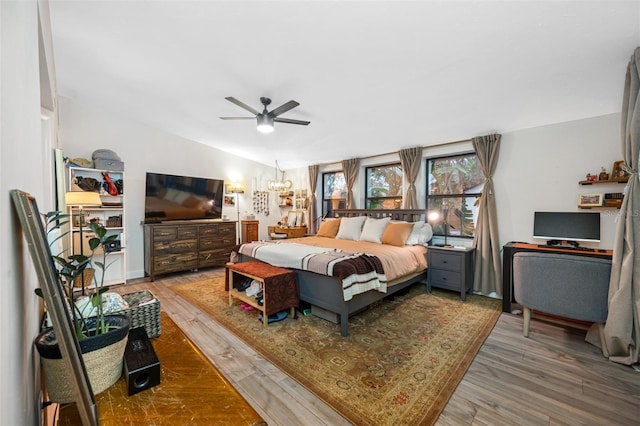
[35,314,130,403]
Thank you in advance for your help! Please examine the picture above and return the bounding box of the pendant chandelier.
[267,160,286,192]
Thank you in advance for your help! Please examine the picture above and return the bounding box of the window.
[322,171,347,217]
[365,163,402,209]
[427,153,484,238]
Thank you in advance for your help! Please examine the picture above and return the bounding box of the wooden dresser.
[144,220,236,280]
[267,225,307,239]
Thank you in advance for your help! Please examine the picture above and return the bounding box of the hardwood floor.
[122,269,640,425]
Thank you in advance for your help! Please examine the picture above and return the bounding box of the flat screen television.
[533,211,601,245]
[144,172,224,223]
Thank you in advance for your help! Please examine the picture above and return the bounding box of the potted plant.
[34,211,130,403]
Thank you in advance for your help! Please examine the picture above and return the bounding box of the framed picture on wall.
[611,160,630,181]
[578,193,604,208]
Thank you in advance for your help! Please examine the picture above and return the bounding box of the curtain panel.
[308,164,319,234]
[472,134,501,295]
[589,47,640,365]
[342,158,360,209]
[399,147,422,209]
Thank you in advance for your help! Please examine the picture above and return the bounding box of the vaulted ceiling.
[48,1,640,169]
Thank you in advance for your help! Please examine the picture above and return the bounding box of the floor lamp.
[229,183,245,244]
[66,191,102,294]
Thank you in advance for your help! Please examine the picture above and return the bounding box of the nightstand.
[427,246,475,301]
[241,220,259,243]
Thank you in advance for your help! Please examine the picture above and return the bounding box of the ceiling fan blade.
[268,100,300,117]
[274,117,311,126]
[225,97,259,115]
[220,117,255,120]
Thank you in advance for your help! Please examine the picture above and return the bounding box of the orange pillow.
[316,218,341,238]
[381,222,414,247]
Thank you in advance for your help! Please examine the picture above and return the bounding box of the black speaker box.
[123,327,160,396]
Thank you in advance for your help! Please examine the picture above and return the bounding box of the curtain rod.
[315,137,473,167]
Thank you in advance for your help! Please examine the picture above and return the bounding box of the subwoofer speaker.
[123,327,160,396]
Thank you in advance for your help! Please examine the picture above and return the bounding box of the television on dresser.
[533,211,601,246]
[144,172,224,223]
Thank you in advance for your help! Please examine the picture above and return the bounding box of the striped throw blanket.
[236,241,387,301]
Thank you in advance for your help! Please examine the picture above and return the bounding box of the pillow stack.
[316,215,433,247]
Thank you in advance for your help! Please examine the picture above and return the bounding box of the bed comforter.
[236,236,427,301]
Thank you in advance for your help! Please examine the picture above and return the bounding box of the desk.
[268,225,307,239]
[59,312,266,425]
[502,242,612,313]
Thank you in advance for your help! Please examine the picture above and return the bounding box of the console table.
[502,242,612,313]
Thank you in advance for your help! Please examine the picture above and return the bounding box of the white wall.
[58,97,289,279]
[496,113,621,250]
[316,113,621,250]
[1,1,56,424]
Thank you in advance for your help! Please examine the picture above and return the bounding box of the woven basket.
[119,290,161,338]
[41,337,127,403]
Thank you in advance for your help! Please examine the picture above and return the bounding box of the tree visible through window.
[366,164,402,209]
[427,154,484,238]
[322,172,347,217]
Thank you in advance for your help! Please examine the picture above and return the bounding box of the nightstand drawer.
[429,251,462,271]
[430,269,462,289]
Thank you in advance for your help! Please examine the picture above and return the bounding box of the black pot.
[35,314,130,359]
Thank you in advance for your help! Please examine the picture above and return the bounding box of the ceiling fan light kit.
[221,96,310,133]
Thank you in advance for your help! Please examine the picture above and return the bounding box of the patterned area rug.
[170,277,501,425]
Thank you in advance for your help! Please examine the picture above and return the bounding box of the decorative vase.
[35,314,130,403]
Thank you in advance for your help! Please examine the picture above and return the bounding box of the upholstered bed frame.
[237,209,428,337]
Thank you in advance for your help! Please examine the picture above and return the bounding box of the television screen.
[144,172,224,223]
[533,211,601,244]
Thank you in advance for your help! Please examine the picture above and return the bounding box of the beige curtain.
[342,158,360,209]
[472,134,501,295]
[594,47,640,365]
[308,164,319,234]
[399,147,422,209]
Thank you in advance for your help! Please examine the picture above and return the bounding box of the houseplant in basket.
[34,211,130,403]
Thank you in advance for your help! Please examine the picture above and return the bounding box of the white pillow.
[420,222,434,245]
[405,221,425,245]
[335,216,367,240]
[358,217,391,244]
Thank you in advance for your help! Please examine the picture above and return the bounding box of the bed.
[234,209,430,336]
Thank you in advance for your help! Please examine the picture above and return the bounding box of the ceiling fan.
[220,96,310,133]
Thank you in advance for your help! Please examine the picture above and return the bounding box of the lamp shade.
[66,191,102,207]
[256,115,274,133]
[229,182,244,194]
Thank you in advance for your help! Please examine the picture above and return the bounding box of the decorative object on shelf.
[229,182,245,243]
[598,166,609,181]
[66,191,102,294]
[611,160,630,181]
[578,193,604,208]
[604,192,624,208]
[586,173,597,182]
[92,149,124,171]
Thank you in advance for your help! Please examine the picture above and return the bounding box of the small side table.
[241,220,259,243]
[427,246,475,301]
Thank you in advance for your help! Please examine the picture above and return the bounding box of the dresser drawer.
[429,251,462,271]
[153,239,198,254]
[199,224,219,237]
[153,226,177,241]
[429,269,462,290]
[154,252,198,273]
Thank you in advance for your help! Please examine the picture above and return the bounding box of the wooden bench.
[226,261,299,326]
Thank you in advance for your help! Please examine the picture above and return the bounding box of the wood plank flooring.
[121,269,640,425]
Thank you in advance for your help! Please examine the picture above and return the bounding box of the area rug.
[169,277,501,425]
